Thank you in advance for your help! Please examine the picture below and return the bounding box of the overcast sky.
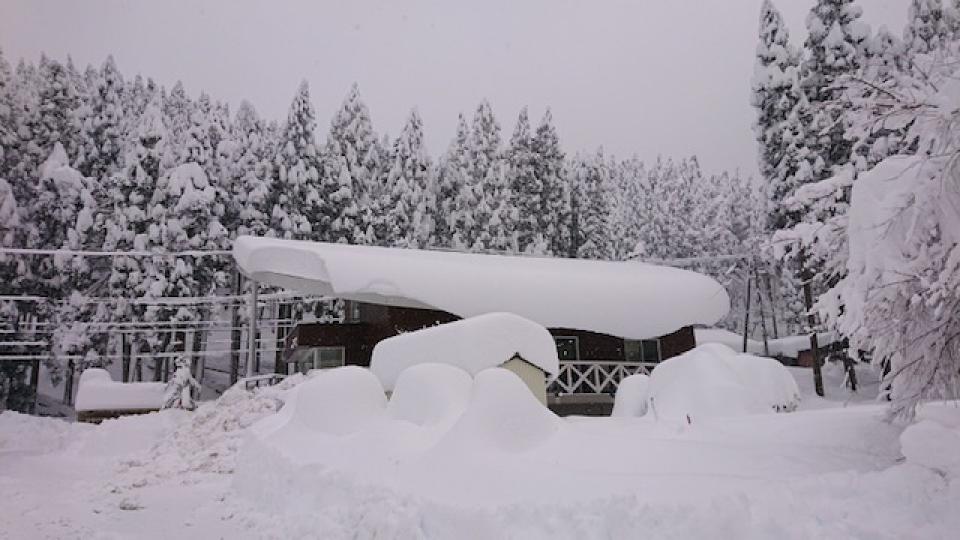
[1,0,908,178]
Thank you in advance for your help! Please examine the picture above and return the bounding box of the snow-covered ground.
[1,365,958,539]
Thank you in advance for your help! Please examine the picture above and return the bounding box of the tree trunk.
[229,270,242,385]
[802,278,825,397]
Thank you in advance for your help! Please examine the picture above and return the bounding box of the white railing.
[547,360,658,395]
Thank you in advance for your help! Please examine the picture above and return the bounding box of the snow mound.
[287,366,386,436]
[0,411,89,453]
[900,419,960,477]
[437,368,560,453]
[74,368,166,412]
[387,363,472,428]
[647,344,800,423]
[611,373,650,417]
[371,312,559,391]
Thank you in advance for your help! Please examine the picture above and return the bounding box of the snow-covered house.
[232,237,729,400]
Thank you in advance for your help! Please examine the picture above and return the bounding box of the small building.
[369,312,560,404]
[232,237,731,413]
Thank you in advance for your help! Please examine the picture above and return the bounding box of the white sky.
[1,0,908,178]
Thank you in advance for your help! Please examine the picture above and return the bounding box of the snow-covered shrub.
[387,363,472,428]
[162,356,201,410]
[436,368,559,453]
[611,373,650,417]
[645,344,800,424]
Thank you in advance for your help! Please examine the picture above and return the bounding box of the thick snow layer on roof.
[370,313,558,391]
[74,368,166,413]
[232,236,730,339]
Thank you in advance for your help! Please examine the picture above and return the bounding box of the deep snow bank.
[620,344,800,422]
[387,363,472,428]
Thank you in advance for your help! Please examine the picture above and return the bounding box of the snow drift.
[641,344,800,422]
[370,312,558,391]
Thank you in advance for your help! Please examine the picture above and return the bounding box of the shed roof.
[232,236,730,340]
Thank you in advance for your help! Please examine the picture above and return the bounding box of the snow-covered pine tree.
[752,0,802,232]
[904,0,955,55]
[505,107,541,254]
[139,161,227,368]
[459,100,508,251]
[321,84,380,245]
[102,97,171,375]
[439,113,473,249]
[29,144,101,382]
[382,109,435,248]
[0,176,32,411]
[0,48,15,180]
[269,81,322,240]
[223,100,274,238]
[75,56,126,184]
[570,150,614,261]
[531,109,570,257]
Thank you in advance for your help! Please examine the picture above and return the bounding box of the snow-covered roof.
[370,313,559,391]
[232,236,730,339]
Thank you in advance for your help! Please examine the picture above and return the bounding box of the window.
[311,346,345,370]
[344,301,362,323]
[554,336,580,361]
[624,339,661,363]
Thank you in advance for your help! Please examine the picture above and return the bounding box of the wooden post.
[246,279,258,378]
[229,269,242,385]
[29,358,40,414]
[802,275,825,397]
[742,273,752,353]
[275,302,290,375]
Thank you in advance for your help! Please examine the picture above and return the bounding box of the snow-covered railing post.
[246,280,258,378]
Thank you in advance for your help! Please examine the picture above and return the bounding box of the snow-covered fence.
[548,360,656,395]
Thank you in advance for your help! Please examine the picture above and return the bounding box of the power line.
[0,247,232,258]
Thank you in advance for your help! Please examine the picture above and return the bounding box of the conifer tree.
[752,0,802,231]
[322,84,380,244]
[903,0,954,54]
[439,113,473,248]
[531,110,569,256]
[383,109,435,248]
[269,81,321,240]
[506,107,541,253]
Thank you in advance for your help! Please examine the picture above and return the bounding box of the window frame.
[553,335,581,362]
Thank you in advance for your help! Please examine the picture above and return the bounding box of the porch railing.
[547,360,657,395]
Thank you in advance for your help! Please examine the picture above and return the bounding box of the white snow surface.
[387,363,473,428]
[646,344,801,423]
[4,368,960,539]
[74,368,167,412]
[232,236,730,339]
[371,312,559,391]
[611,373,650,417]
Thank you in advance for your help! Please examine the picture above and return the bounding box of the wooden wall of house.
[288,303,698,367]
[549,328,625,361]
[659,326,696,359]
